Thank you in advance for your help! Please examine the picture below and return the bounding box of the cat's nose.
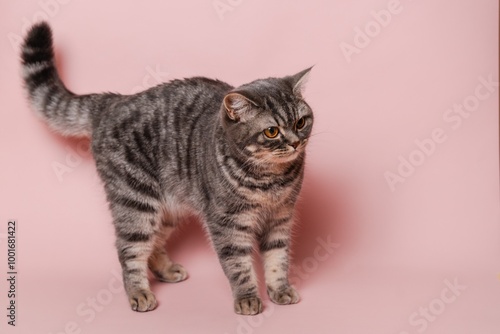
[290,141,300,149]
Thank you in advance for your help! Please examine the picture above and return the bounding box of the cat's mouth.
[272,140,309,161]
[272,148,300,162]
[253,140,308,164]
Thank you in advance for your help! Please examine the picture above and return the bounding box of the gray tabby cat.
[21,22,314,315]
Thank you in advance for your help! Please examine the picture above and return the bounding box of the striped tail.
[21,21,117,137]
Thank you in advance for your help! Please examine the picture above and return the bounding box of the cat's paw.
[234,296,263,315]
[153,263,188,283]
[128,289,157,312]
[268,286,300,305]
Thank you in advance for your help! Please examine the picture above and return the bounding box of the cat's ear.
[223,92,258,122]
[288,66,313,97]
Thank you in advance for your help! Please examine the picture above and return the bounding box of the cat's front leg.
[259,215,300,305]
[208,215,262,315]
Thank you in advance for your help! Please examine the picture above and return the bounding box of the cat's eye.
[296,117,306,130]
[264,127,280,138]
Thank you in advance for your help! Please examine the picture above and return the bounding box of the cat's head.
[221,67,314,167]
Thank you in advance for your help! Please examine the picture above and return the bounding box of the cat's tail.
[20,21,118,137]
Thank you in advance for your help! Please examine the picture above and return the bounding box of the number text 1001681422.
[7,220,17,326]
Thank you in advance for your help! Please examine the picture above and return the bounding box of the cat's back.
[92,76,232,144]
[98,77,231,124]
[165,76,233,101]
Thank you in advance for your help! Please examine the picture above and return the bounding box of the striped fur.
[21,22,314,315]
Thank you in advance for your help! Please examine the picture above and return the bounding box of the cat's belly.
[160,193,198,225]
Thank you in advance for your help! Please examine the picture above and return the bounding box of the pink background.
[1,1,499,333]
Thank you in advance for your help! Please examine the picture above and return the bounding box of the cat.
[21,22,314,315]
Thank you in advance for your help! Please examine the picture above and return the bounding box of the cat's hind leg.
[148,220,188,283]
[114,208,161,312]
